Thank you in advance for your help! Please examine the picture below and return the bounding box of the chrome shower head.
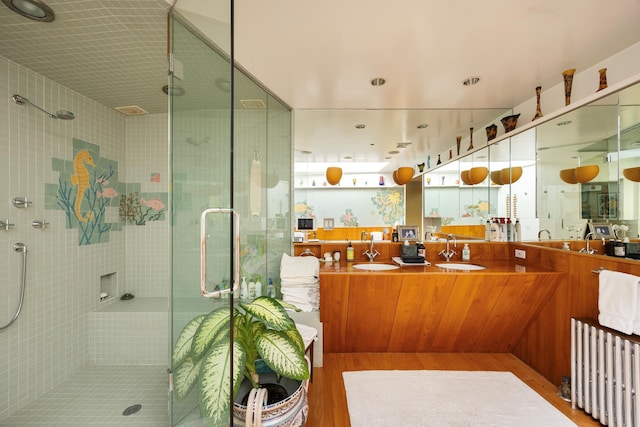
[12,94,75,120]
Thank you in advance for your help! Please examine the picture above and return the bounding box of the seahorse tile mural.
[46,138,167,246]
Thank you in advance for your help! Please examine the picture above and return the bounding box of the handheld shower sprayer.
[12,94,75,120]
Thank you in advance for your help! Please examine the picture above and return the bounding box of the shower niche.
[99,272,116,302]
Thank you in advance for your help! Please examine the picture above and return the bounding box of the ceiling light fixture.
[2,0,54,21]
[355,124,366,129]
[417,124,428,129]
[462,76,480,86]
[370,77,386,86]
[388,150,400,155]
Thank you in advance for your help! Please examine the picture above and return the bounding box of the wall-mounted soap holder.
[11,197,32,209]
[31,220,50,229]
[0,219,15,230]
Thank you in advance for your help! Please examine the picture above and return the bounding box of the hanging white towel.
[598,270,639,335]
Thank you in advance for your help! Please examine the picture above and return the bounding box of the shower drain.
[122,404,142,416]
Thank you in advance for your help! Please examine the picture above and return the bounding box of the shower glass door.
[169,11,235,426]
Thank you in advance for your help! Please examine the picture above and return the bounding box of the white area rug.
[343,370,576,427]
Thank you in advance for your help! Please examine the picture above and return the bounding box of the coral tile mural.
[46,138,167,245]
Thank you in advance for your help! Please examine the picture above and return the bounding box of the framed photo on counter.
[588,223,615,239]
[397,225,419,241]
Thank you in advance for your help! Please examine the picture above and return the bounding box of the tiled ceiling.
[0,0,171,114]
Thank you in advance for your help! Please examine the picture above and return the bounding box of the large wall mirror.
[537,84,640,241]
[425,80,640,242]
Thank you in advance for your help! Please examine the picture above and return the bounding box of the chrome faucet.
[580,232,605,254]
[538,229,551,240]
[438,234,457,261]
[363,235,380,261]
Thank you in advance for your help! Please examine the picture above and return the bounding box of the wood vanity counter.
[318,257,565,354]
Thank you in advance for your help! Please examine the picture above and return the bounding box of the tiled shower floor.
[0,365,168,426]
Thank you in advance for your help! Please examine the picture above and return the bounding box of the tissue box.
[293,232,304,243]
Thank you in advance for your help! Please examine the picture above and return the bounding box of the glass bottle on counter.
[346,240,354,261]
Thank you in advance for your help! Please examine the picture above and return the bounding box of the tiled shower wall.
[0,56,170,421]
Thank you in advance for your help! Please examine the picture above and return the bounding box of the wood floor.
[306,353,600,426]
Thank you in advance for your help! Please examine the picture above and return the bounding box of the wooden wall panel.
[345,275,402,352]
[388,275,457,352]
[319,275,350,352]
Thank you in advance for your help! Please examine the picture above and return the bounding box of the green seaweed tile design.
[46,138,167,245]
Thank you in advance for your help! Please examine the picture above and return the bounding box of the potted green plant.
[172,296,310,425]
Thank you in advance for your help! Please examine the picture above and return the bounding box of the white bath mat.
[343,370,576,427]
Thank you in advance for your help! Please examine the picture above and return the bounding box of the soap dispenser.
[266,278,276,298]
[346,240,355,261]
[462,244,471,261]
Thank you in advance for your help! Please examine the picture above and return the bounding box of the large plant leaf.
[284,327,305,353]
[172,314,205,366]
[243,297,295,331]
[173,356,202,400]
[200,339,247,423]
[256,329,309,381]
[275,299,302,312]
[192,308,232,362]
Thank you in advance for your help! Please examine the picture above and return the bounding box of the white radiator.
[571,317,640,426]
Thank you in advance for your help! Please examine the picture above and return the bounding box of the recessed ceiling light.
[462,76,481,86]
[388,150,400,155]
[557,120,572,126]
[3,0,55,22]
[301,150,312,154]
[370,77,386,86]
[385,156,391,159]
[370,143,375,146]
[355,124,366,129]
[343,156,352,160]
[417,123,428,129]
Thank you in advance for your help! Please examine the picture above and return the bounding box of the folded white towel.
[280,253,319,279]
[598,270,639,335]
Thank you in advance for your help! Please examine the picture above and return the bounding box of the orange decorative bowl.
[469,166,489,184]
[623,167,640,182]
[559,168,577,184]
[574,165,599,183]
[392,170,402,185]
[500,166,523,184]
[397,166,415,185]
[490,170,503,185]
[460,170,473,185]
[326,167,343,185]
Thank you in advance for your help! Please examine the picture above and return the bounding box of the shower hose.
[0,242,27,330]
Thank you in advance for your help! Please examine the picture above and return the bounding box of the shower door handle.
[200,208,240,298]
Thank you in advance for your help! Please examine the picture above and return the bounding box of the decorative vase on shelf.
[456,136,462,155]
[532,86,543,120]
[562,68,576,106]
[597,68,608,92]
[436,154,442,165]
[500,114,520,133]
[485,124,497,141]
[417,162,425,172]
[449,149,453,159]
[379,176,384,186]
[467,127,474,151]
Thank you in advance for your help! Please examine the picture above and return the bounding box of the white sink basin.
[352,263,399,271]
[435,263,487,271]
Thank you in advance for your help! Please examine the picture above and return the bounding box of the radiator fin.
[571,318,640,426]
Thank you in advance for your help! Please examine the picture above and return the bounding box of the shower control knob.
[31,220,50,229]
[0,219,14,230]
